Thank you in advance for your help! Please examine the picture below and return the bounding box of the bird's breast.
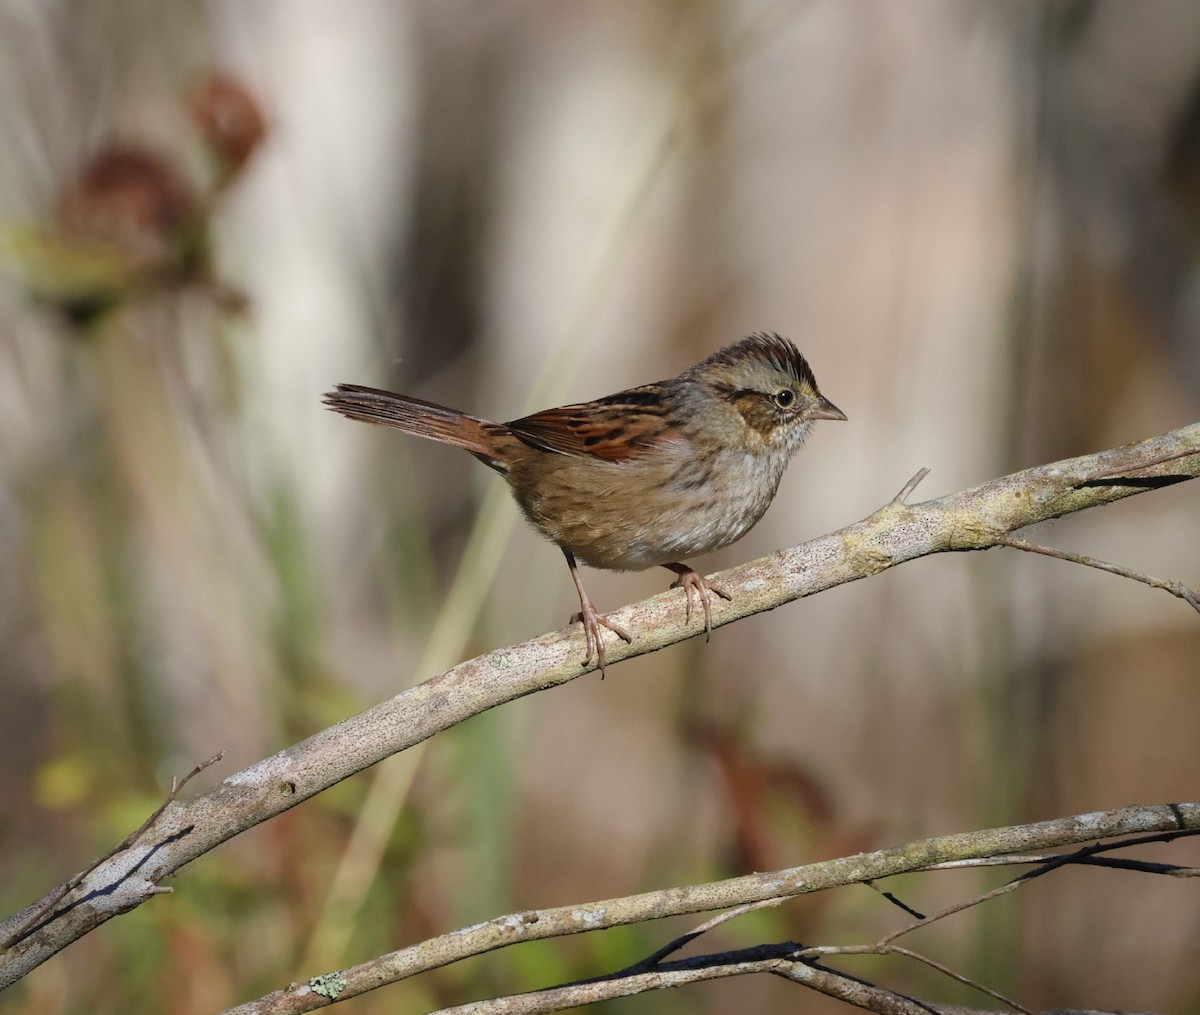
[508,440,790,571]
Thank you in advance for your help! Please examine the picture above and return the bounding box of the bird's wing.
[506,384,682,461]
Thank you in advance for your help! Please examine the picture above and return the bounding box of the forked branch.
[226,805,1200,1014]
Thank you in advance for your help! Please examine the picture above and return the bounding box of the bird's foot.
[663,563,731,641]
[569,605,632,678]
[563,548,632,678]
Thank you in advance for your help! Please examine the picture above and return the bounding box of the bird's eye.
[773,388,795,409]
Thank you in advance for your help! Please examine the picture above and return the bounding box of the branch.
[427,951,936,1015]
[222,804,1199,1013]
[1,422,1197,990]
[0,752,223,950]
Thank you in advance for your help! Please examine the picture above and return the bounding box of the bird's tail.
[323,383,501,458]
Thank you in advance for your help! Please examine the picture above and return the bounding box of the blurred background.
[1,1,1199,1012]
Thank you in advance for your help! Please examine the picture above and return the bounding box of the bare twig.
[797,940,1030,1014]
[795,940,1031,1014]
[430,943,964,1015]
[997,535,1200,613]
[784,829,1200,1013]
[1001,829,1200,886]
[870,827,1200,952]
[886,946,1029,1013]
[863,880,926,920]
[892,467,931,504]
[917,852,1200,876]
[771,958,969,1014]
[604,898,786,976]
[423,953,862,1015]
[590,891,1024,1014]
[1079,447,1200,479]
[0,752,224,950]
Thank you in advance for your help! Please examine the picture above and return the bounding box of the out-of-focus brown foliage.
[57,145,196,263]
[3,70,262,325]
[190,73,268,188]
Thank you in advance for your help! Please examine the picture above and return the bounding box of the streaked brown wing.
[506,385,680,461]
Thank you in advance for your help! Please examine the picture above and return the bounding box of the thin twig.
[877,879,1022,950]
[1002,829,1200,887]
[607,898,786,975]
[892,467,931,504]
[863,881,925,920]
[871,826,1200,953]
[799,942,1031,1015]
[426,950,947,1015]
[1080,447,1200,480]
[884,946,1029,1014]
[997,535,1200,613]
[916,852,1200,876]
[911,826,1200,872]
[1,752,224,950]
[771,958,948,1015]
[1062,856,1200,876]
[791,830,1200,1010]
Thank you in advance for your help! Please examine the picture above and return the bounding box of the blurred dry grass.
[1,1,1199,1013]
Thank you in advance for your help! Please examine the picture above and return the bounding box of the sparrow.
[325,332,846,675]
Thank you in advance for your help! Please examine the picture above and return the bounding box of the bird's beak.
[810,396,847,422]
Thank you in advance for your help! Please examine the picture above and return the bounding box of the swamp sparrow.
[324,332,846,675]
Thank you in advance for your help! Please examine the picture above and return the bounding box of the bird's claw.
[669,570,731,641]
[570,606,631,678]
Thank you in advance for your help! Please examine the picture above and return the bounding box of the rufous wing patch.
[507,389,679,461]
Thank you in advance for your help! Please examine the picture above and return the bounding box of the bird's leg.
[662,562,731,641]
[563,549,631,677]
